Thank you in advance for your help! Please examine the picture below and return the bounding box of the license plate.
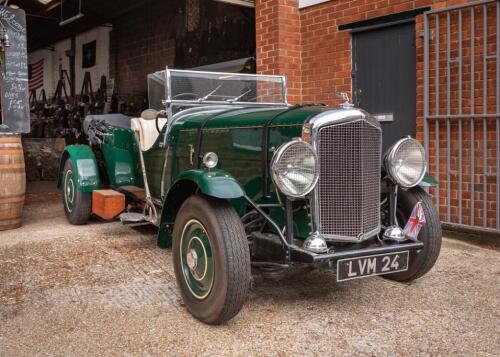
[337,251,409,282]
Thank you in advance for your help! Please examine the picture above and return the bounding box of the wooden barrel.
[0,132,26,231]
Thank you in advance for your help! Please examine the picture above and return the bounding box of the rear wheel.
[172,195,251,324]
[384,187,442,282]
[62,159,91,225]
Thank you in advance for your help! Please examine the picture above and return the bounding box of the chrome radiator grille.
[316,119,381,241]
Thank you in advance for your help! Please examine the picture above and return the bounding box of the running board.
[118,186,145,200]
[119,212,147,225]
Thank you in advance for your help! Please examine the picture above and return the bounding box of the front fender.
[174,169,245,199]
[418,171,438,187]
[156,169,244,248]
[57,145,101,192]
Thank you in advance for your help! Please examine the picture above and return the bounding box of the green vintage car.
[58,69,441,324]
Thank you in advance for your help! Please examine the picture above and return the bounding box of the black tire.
[62,159,92,225]
[385,187,442,282]
[172,195,251,324]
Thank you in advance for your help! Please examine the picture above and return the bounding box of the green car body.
[58,105,436,246]
[58,70,442,324]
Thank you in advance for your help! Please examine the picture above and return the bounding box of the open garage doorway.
[13,0,256,184]
[110,0,256,95]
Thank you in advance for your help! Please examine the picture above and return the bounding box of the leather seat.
[131,117,168,151]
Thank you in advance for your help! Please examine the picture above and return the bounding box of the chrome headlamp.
[202,152,218,169]
[271,139,319,198]
[384,137,427,188]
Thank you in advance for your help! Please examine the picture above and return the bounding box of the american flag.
[403,201,426,240]
[28,59,44,91]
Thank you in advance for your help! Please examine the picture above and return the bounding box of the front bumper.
[251,232,423,264]
[289,240,423,264]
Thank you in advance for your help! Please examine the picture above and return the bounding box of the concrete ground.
[0,182,499,356]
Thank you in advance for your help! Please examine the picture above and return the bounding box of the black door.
[352,22,416,152]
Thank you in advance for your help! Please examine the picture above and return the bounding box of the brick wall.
[256,0,302,102]
[110,1,256,98]
[255,0,499,231]
[109,1,176,96]
[256,0,481,104]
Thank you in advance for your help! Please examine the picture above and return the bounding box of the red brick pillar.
[255,0,302,103]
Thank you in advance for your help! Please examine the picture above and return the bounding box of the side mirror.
[141,109,158,120]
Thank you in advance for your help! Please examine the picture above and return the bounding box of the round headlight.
[203,152,218,169]
[271,140,319,198]
[384,137,427,188]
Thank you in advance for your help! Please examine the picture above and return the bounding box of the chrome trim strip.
[282,75,289,105]
[168,68,286,80]
[321,226,381,243]
[165,99,288,108]
[160,145,170,199]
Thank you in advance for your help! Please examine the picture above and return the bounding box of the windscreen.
[168,70,286,105]
[147,71,165,111]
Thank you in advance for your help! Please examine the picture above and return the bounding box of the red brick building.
[255,0,499,234]
[22,0,499,234]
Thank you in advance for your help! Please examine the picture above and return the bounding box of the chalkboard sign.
[0,7,29,133]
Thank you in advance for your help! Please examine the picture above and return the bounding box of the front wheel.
[62,159,91,225]
[384,187,442,282]
[172,195,251,324]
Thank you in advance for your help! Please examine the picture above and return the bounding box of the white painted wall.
[299,0,330,9]
[27,25,111,100]
[74,26,112,95]
[51,38,71,97]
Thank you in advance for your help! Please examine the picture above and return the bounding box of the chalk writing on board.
[0,7,29,133]
[0,8,24,33]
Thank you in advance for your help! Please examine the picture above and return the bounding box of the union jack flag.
[28,59,44,91]
[403,201,426,240]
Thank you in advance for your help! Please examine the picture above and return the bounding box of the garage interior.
[16,0,255,181]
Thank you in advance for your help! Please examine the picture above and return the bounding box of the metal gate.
[423,0,499,233]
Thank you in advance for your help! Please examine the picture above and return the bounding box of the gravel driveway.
[0,197,499,356]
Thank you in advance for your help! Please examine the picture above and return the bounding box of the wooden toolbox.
[92,190,125,220]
